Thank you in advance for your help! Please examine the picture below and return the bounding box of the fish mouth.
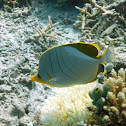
[29,75,36,82]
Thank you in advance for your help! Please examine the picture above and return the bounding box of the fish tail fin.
[100,42,116,67]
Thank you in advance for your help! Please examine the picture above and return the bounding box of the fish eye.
[38,74,41,79]
[95,88,99,92]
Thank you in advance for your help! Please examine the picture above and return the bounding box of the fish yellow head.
[30,74,46,83]
[30,74,56,87]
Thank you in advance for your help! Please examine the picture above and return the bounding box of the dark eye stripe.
[38,74,41,78]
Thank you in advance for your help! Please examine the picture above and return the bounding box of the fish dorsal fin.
[65,42,100,58]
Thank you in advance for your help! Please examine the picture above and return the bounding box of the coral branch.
[75,6,91,17]
[8,0,18,9]
[75,0,126,38]
[100,24,118,37]
[33,16,60,42]
[89,0,113,15]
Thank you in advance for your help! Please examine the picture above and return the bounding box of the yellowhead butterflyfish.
[30,42,115,87]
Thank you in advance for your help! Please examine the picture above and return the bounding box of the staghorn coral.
[3,0,31,12]
[25,16,60,49]
[33,16,60,42]
[74,0,126,39]
[89,68,126,126]
[32,83,98,126]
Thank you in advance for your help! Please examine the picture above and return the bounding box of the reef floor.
[0,0,126,125]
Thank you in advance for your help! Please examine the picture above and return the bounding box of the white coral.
[34,83,97,126]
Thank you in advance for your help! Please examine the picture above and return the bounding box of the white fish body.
[30,42,115,87]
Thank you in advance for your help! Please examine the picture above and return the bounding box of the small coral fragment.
[117,92,125,102]
[102,115,110,125]
[118,68,125,80]
[102,81,113,96]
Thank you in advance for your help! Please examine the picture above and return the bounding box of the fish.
[30,42,115,87]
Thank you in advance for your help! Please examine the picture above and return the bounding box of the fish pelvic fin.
[30,74,56,87]
[99,42,116,67]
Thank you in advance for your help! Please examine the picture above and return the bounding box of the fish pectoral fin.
[46,72,56,82]
[46,72,53,79]
[49,78,56,82]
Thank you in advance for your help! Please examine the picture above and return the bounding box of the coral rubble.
[74,0,126,38]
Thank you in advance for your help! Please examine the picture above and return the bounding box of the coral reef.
[32,68,126,126]
[74,0,126,68]
[89,68,126,126]
[74,0,126,38]
[0,0,125,125]
[32,84,97,126]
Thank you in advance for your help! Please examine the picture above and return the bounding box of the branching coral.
[25,16,60,49]
[8,0,18,9]
[4,0,20,11]
[89,68,126,126]
[74,0,126,38]
[3,0,31,12]
[33,16,60,43]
